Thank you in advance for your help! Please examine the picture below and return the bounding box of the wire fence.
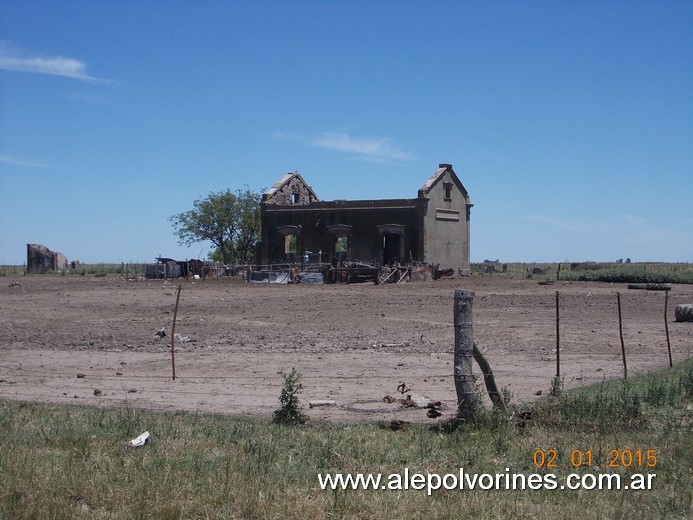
[1,284,690,419]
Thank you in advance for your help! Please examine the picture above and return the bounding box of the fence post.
[171,285,182,381]
[617,292,627,380]
[664,292,673,368]
[454,289,478,422]
[555,291,560,378]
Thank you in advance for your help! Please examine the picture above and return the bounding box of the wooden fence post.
[664,292,673,368]
[617,292,627,380]
[454,289,478,422]
[555,291,560,378]
[171,285,182,381]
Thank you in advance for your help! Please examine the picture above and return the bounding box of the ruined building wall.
[260,201,425,265]
[27,243,68,273]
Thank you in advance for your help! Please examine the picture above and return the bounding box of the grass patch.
[471,262,693,284]
[1,360,690,519]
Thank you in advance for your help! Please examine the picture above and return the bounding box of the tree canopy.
[169,188,262,264]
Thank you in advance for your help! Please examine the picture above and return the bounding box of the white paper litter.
[128,431,152,448]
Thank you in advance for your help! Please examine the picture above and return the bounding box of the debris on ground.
[127,431,152,448]
[383,379,444,419]
[308,400,336,408]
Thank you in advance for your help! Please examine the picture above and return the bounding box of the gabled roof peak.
[262,172,319,205]
[417,163,470,201]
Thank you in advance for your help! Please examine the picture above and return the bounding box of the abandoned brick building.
[259,163,472,273]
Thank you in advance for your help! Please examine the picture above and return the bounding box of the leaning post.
[454,289,478,423]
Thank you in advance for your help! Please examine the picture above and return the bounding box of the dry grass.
[1,359,690,519]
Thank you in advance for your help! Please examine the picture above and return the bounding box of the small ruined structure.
[259,163,473,274]
[27,243,68,273]
[144,257,217,279]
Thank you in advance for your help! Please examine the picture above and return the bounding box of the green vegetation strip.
[1,360,691,519]
[472,262,693,284]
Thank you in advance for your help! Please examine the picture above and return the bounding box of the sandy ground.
[1,274,691,423]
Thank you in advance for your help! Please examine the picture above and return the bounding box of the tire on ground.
[674,304,693,322]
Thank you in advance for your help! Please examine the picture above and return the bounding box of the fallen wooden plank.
[309,400,336,408]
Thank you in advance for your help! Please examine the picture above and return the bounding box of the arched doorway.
[377,224,406,266]
[276,225,301,264]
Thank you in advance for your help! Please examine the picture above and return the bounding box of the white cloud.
[0,43,108,83]
[274,130,413,162]
[312,132,413,162]
[0,154,50,168]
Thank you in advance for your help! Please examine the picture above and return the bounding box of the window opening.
[284,234,297,263]
[335,235,348,262]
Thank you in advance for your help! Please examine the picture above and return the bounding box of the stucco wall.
[421,170,471,272]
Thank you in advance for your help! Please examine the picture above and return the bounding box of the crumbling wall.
[260,200,425,266]
[263,174,319,206]
[27,243,68,273]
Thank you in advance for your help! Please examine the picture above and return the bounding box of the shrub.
[272,368,307,425]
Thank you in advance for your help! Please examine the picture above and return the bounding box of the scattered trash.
[93,389,102,396]
[383,392,442,410]
[8,281,22,288]
[128,388,137,393]
[77,373,86,379]
[383,381,444,419]
[154,328,166,339]
[128,431,152,448]
[174,333,191,343]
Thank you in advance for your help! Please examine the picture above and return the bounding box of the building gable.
[261,173,319,206]
[418,163,469,201]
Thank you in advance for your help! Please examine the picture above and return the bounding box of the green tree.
[169,188,262,264]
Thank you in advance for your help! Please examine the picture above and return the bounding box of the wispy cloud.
[0,154,50,169]
[274,131,413,162]
[312,132,413,161]
[0,42,109,83]
[524,213,692,251]
[522,215,604,234]
[617,213,690,247]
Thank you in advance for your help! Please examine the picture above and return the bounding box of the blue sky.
[1,1,691,264]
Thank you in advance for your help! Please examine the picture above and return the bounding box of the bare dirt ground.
[1,275,691,423]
